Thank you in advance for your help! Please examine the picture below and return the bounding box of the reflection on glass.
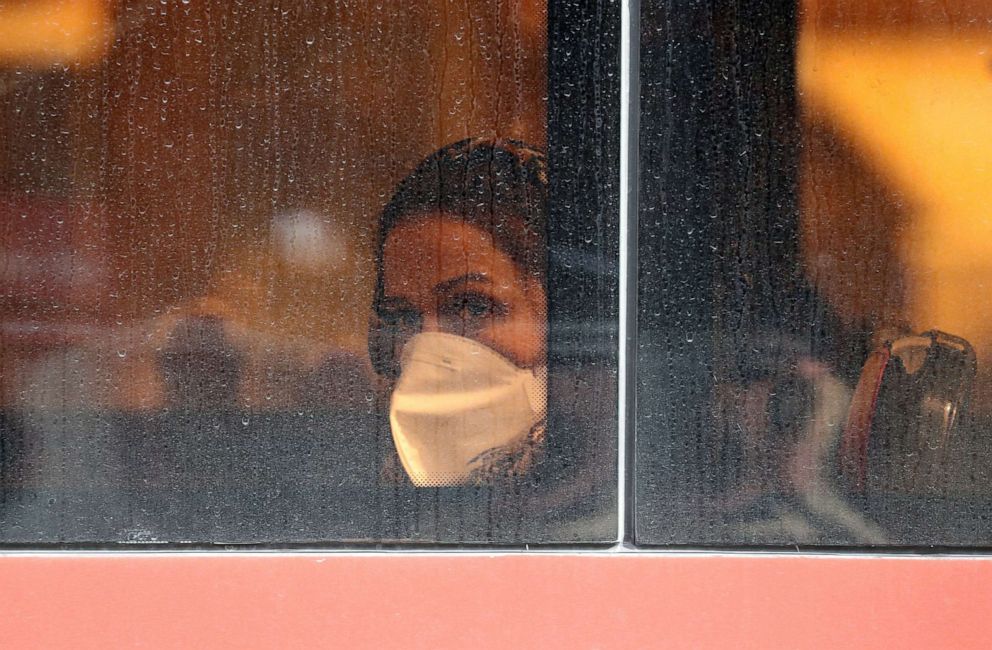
[798,0,992,543]
[0,0,610,545]
[636,0,992,547]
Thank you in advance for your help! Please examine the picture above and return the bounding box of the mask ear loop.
[526,366,549,421]
[840,342,892,490]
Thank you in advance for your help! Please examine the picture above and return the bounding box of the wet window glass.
[635,0,992,547]
[0,1,618,546]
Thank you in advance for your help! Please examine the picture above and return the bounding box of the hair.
[369,137,548,377]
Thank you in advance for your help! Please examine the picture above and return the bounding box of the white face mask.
[389,331,547,487]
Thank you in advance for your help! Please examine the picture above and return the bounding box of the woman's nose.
[420,313,442,334]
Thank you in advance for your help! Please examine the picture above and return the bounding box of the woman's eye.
[443,293,506,323]
[461,296,492,318]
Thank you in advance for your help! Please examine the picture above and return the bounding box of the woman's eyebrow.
[433,272,492,295]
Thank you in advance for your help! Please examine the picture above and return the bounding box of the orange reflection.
[0,0,111,67]
[800,2,992,406]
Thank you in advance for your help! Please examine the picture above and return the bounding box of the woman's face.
[380,213,547,369]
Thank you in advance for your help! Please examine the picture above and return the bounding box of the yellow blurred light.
[0,0,111,67]
[800,29,992,362]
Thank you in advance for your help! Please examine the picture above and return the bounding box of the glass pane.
[0,0,618,546]
[635,0,992,547]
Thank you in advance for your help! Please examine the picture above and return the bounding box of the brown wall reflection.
[0,0,546,411]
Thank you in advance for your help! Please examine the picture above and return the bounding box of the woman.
[369,137,550,488]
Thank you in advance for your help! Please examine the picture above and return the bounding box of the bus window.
[0,0,618,546]
[635,0,992,548]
